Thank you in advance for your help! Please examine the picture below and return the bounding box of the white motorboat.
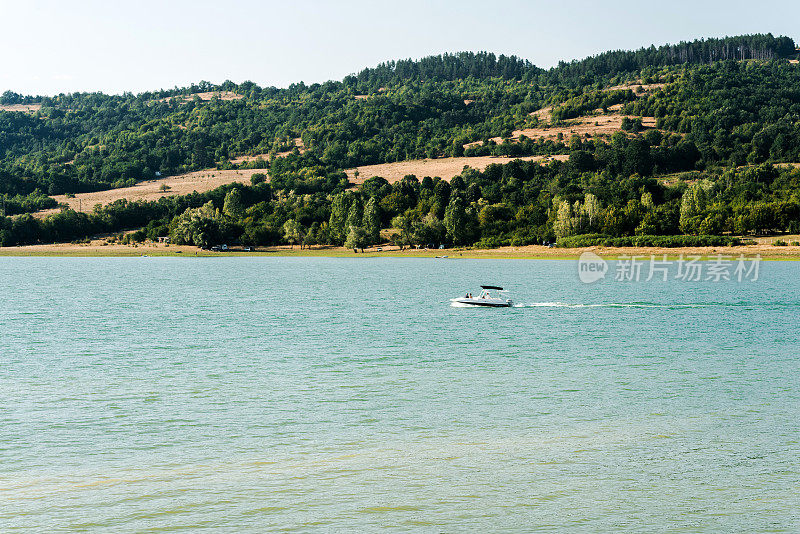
[450,285,513,307]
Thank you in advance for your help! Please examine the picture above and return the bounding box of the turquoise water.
[1,257,798,532]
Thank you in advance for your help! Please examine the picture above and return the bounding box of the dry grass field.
[157,91,243,103]
[229,153,272,165]
[607,82,666,92]
[0,103,42,113]
[34,169,263,217]
[31,154,573,218]
[529,106,552,122]
[463,82,666,148]
[229,138,305,164]
[490,113,659,144]
[346,155,569,184]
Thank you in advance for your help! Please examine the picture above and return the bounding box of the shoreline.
[1,242,800,260]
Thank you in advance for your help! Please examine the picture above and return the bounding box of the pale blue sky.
[1,0,797,96]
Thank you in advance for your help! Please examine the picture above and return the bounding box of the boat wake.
[512,302,731,309]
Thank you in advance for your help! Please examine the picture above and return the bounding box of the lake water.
[1,257,798,532]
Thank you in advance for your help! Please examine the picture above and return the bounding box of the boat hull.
[451,298,513,308]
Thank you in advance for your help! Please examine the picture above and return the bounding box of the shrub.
[474,236,509,249]
[772,239,788,246]
[557,234,745,248]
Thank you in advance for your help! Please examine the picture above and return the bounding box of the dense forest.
[1,33,799,248]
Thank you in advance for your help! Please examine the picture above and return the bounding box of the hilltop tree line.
[549,34,796,86]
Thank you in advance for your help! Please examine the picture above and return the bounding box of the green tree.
[432,179,451,218]
[223,188,245,219]
[170,201,223,248]
[582,193,602,231]
[390,215,413,249]
[328,192,352,245]
[679,183,709,234]
[413,213,446,246]
[346,195,364,231]
[363,196,381,244]
[250,173,267,185]
[443,197,476,245]
[283,218,303,248]
[553,199,573,239]
[345,226,369,251]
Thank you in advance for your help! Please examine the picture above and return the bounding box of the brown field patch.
[529,106,552,122]
[229,153,272,165]
[655,171,701,187]
[607,82,666,93]
[789,59,799,65]
[346,155,568,184]
[34,169,264,218]
[524,82,664,125]
[514,89,663,147]
[482,113,657,145]
[229,138,305,164]
[157,91,243,103]
[749,234,800,245]
[0,103,42,113]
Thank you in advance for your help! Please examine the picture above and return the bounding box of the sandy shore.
[1,241,799,259]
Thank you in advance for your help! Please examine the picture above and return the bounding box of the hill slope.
[1,33,799,248]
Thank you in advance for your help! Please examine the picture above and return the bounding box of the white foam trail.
[512,302,709,309]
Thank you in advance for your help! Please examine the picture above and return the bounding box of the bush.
[557,234,746,248]
[772,239,788,246]
[250,173,267,185]
[474,236,509,249]
[0,191,59,215]
[621,117,643,132]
